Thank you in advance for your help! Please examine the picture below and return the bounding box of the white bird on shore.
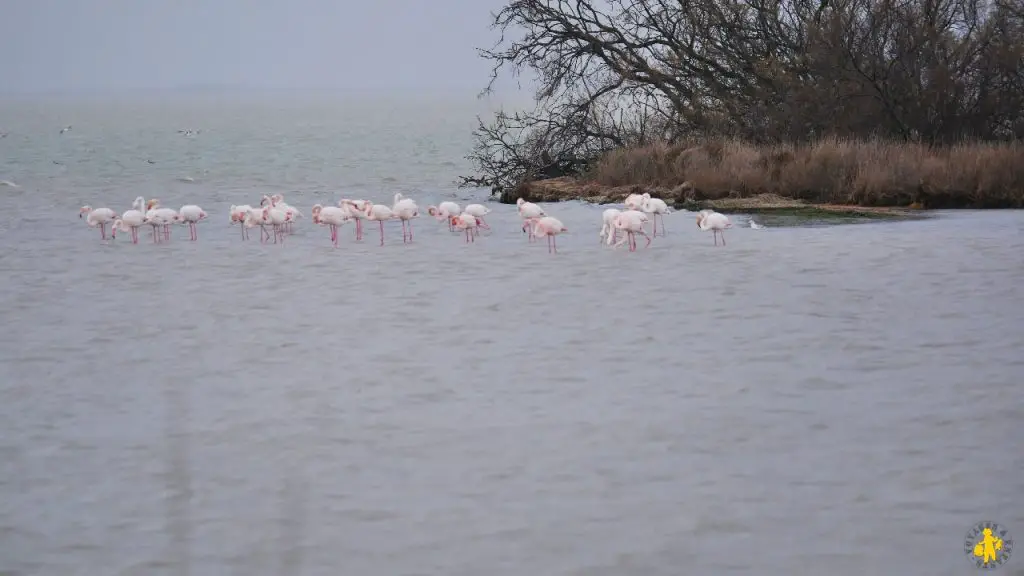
[697,210,732,246]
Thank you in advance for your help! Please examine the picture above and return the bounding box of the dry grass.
[586,138,1024,208]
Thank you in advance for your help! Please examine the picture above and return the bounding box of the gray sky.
[0,0,530,96]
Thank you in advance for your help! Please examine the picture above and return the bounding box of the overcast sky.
[0,0,531,97]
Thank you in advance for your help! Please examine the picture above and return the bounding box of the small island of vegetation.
[458,0,1024,215]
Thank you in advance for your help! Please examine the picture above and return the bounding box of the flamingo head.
[146,199,159,210]
[272,194,283,204]
[427,206,438,217]
[516,198,525,207]
[79,206,92,218]
[286,212,294,222]
[260,195,271,207]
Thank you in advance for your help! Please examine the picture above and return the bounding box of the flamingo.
[79,206,117,239]
[463,203,491,229]
[178,205,207,241]
[229,205,254,240]
[362,201,394,246]
[312,204,349,247]
[516,198,545,242]
[391,193,419,243]
[599,208,622,245]
[262,194,302,233]
[143,204,181,243]
[531,216,567,253]
[697,210,732,246]
[451,212,480,243]
[612,210,652,252]
[427,202,461,231]
[640,193,671,237]
[242,209,272,242]
[624,193,645,211]
[262,205,291,243]
[143,199,179,242]
[113,208,145,243]
[339,199,369,240]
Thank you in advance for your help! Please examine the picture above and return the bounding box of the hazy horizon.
[0,0,534,101]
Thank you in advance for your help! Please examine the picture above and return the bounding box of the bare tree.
[459,0,1024,195]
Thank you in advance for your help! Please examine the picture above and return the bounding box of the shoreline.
[500,177,946,219]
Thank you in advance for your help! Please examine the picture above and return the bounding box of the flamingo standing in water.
[340,199,369,241]
[229,205,254,240]
[697,210,732,246]
[451,212,480,243]
[640,193,671,237]
[312,204,349,247]
[144,199,180,242]
[262,205,291,243]
[427,202,461,231]
[80,206,118,239]
[531,216,567,253]
[112,208,145,243]
[612,210,652,252]
[362,201,394,246]
[391,193,419,243]
[599,208,621,245]
[463,203,491,229]
[516,198,545,242]
[178,205,207,241]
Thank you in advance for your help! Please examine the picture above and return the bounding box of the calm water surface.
[1,96,1022,575]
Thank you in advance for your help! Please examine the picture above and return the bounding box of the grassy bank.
[504,138,1024,212]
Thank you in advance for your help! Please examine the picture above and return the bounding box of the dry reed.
[586,138,1024,208]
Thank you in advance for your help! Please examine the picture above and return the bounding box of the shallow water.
[1,97,1023,575]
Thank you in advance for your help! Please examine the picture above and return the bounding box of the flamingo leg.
[408,220,413,242]
[379,220,384,246]
[720,230,726,246]
[401,220,408,243]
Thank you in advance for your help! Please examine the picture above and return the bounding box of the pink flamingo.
[516,198,545,242]
[612,210,651,252]
[312,204,349,247]
[339,199,369,241]
[451,212,480,243]
[697,210,732,246]
[391,193,419,243]
[79,206,117,239]
[531,216,567,253]
[178,205,207,241]
[362,201,394,246]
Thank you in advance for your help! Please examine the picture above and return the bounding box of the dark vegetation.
[458,0,1024,208]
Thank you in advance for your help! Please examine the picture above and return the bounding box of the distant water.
[1,95,1022,576]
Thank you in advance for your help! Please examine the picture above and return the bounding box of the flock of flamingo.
[78,191,735,253]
